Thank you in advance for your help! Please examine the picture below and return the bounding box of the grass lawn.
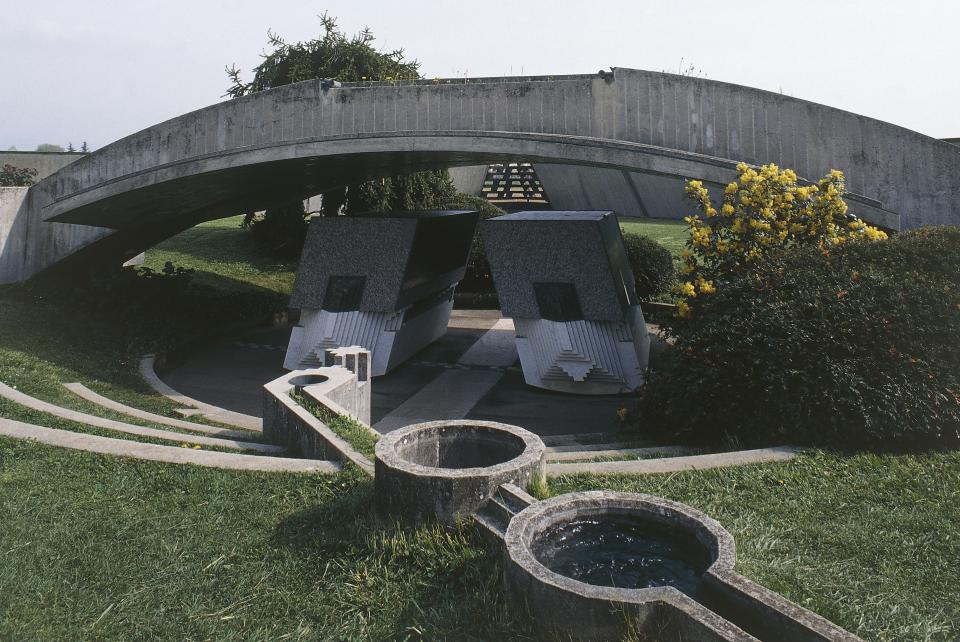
[1,215,958,641]
[619,216,688,257]
[143,216,297,296]
[2,437,958,641]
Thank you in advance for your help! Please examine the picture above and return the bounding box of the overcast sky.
[2,0,957,151]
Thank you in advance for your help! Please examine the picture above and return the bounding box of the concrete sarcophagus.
[284,210,478,376]
[482,211,649,395]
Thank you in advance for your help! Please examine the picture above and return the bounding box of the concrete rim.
[503,490,737,605]
[374,419,546,478]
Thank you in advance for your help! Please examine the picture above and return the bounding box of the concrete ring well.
[374,420,546,524]
[501,491,861,642]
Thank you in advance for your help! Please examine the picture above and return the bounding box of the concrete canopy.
[4,67,959,282]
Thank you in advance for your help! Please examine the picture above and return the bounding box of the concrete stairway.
[473,483,538,542]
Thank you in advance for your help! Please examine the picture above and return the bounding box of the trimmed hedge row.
[643,227,960,450]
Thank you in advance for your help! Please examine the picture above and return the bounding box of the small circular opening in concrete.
[288,374,329,389]
[530,513,710,597]
[395,423,526,469]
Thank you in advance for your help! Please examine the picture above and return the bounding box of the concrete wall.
[0,185,112,284]
[8,68,959,281]
[42,68,958,229]
[0,151,86,180]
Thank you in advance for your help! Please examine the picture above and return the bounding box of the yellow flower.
[677,301,692,319]
[679,281,697,297]
[721,204,734,216]
[725,182,738,194]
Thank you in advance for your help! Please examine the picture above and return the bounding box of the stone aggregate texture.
[290,211,477,312]
[9,67,950,282]
[483,211,637,321]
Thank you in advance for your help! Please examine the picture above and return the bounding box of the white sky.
[1,0,958,150]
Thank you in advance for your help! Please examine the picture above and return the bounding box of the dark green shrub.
[621,232,675,299]
[0,164,38,187]
[642,227,960,450]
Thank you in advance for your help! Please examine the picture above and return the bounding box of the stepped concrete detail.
[63,382,254,439]
[6,67,955,283]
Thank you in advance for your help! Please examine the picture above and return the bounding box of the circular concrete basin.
[503,491,735,641]
[374,420,545,524]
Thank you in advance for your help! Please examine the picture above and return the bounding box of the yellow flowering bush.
[674,163,887,318]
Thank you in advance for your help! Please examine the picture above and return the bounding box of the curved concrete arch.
[3,67,958,282]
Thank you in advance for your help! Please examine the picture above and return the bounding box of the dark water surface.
[531,516,709,597]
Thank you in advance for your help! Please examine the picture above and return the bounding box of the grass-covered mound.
[643,227,960,449]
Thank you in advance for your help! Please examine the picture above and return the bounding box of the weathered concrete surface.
[374,419,546,524]
[8,67,947,281]
[262,361,376,475]
[0,151,86,180]
[0,185,112,283]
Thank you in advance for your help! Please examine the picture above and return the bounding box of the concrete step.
[62,382,255,439]
[0,416,339,473]
[546,445,689,462]
[0,382,284,455]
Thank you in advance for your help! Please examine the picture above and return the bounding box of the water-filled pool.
[531,515,709,597]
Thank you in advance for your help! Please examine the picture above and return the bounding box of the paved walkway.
[372,317,519,433]
[159,312,660,437]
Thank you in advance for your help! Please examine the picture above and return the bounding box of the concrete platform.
[159,311,658,439]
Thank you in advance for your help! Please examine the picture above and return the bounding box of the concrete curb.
[139,354,262,431]
[546,445,690,462]
[0,382,282,454]
[0,416,340,473]
[63,382,255,440]
[546,446,803,476]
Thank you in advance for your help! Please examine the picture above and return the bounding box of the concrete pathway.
[456,318,518,367]
[373,318,519,433]
[0,382,281,454]
[0,416,339,473]
[546,447,802,476]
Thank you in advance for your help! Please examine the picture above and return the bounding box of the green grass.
[619,217,688,257]
[1,216,958,640]
[0,440,527,641]
[549,451,960,642]
[292,391,379,460]
[144,216,297,295]
[2,437,958,640]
